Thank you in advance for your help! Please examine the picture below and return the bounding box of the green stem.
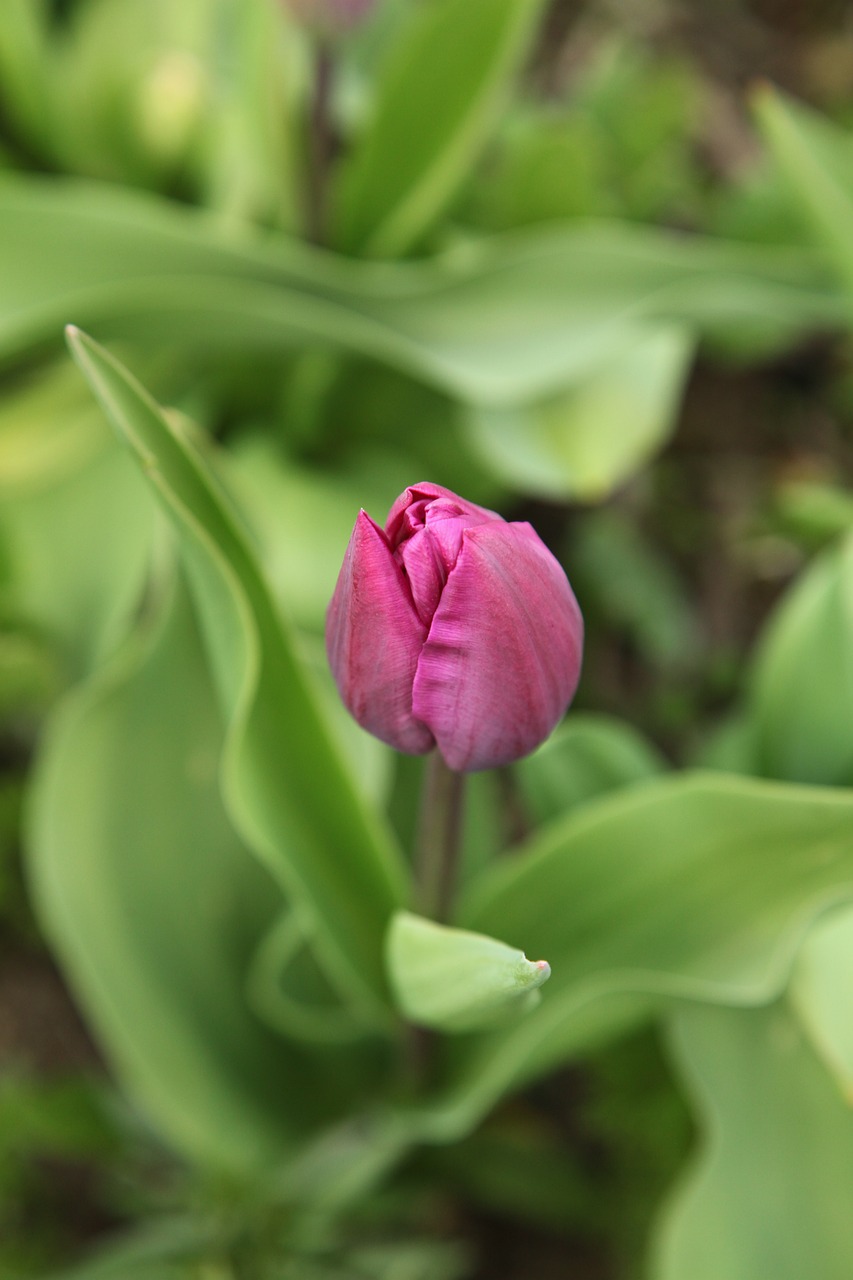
[414,751,466,923]
[306,43,334,245]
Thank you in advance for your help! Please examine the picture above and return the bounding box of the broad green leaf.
[515,712,667,826]
[386,912,550,1033]
[27,576,323,1171]
[465,325,694,500]
[332,0,544,257]
[408,773,853,1143]
[66,329,406,1018]
[0,178,846,404]
[748,533,853,785]
[651,1001,853,1280]
[755,85,853,298]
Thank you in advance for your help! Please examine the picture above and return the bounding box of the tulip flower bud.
[326,482,583,772]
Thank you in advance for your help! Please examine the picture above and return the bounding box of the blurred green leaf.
[332,0,543,257]
[755,85,853,298]
[515,713,667,826]
[0,0,52,160]
[411,773,853,1143]
[0,177,846,405]
[792,906,853,1099]
[27,574,319,1170]
[0,364,155,677]
[465,325,694,500]
[652,1001,853,1280]
[748,532,853,785]
[66,329,406,1019]
[386,912,550,1033]
[573,509,699,668]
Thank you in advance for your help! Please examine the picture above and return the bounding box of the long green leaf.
[332,0,543,257]
[0,178,846,403]
[65,329,406,1020]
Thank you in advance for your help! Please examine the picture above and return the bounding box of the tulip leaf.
[755,84,853,297]
[386,912,550,1033]
[405,773,853,1143]
[332,0,544,257]
[464,325,694,501]
[515,712,667,826]
[791,906,853,1099]
[747,532,853,786]
[0,178,846,405]
[65,328,406,1020]
[651,1001,853,1280]
[27,574,320,1171]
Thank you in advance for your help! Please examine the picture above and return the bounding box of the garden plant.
[4,2,853,1278]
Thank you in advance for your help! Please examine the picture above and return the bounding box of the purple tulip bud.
[326,483,583,773]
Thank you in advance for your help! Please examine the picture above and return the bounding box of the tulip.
[326,482,583,773]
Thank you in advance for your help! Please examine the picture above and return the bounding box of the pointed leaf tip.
[387,911,550,1033]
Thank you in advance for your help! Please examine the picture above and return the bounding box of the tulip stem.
[414,753,465,923]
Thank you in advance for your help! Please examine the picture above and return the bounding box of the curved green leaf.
[652,1001,853,1280]
[332,0,543,257]
[748,533,853,786]
[465,325,694,501]
[409,773,853,1143]
[755,85,853,298]
[0,178,845,404]
[65,329,406,1021]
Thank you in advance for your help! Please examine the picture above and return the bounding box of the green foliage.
[332,0,544,256]
[386,912,550,1032]
[653,1002,853,1280]
[6,7,853,1278]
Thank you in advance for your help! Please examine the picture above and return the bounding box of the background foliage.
[4,1,853,1277]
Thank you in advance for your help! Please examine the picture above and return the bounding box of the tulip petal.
[412,523,583,771]
[326,511,434,755]
[386,482,499,550]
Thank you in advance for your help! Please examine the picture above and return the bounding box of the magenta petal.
[326,511,434,755]
[412,523,583,771]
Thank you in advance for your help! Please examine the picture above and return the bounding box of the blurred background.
[3,0,853,1275]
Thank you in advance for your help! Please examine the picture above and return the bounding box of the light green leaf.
[515,712,667,826]
[755,84,853,298]
[409,773,853,1144]
[386,912,550,1033]
[465,326,694,500]
[748,532,853,785]
[651,1001,853,1280]
[65,329,406,1021]
[27,575,318,1171]
[332,0,544,257]
[791,905,853,1099]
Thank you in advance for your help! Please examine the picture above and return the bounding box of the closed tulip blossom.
[326,483,583,772]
